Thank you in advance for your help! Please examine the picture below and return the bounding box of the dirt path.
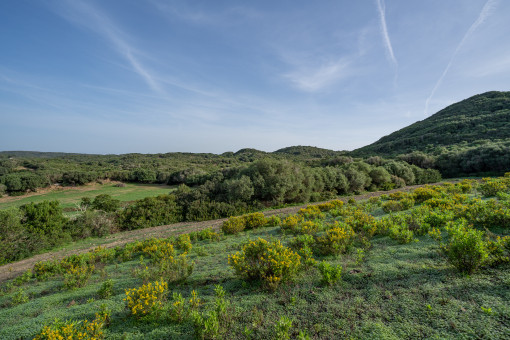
[0,182,447,283]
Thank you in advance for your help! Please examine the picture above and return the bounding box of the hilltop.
[353,91,510,157]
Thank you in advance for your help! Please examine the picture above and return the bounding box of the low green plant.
[11,287,29,306]
[275,315,293,340]
[97,279,114,299]
[317,261,342,286]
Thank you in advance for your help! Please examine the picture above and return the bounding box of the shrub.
[11,287,29,306]
[189,228,221,242]
[412,187,440,203]
[98,279,114,299]
[400,198,415,210]
[281,220,319,235]
[382,200,403,213]
[281,214,304,230]
[440,220,489,274]
[243,212,268,229]
[388,225,415,244]
[124,280,168,318]
[266,215,281,227]
[314,224,355,256]
[176,233,193,253]
[298,205,324,220]
[33,309,109,339]
[221,216,245,235]
[480,178,508,197]
[91,194,121,212]
[228,238,301,290]
[275,316,293,340]
[317,261,342,286]
[63,263,95,290]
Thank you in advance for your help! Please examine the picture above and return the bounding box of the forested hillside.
[353,91,510,176]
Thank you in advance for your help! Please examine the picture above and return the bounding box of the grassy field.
[0,182,175,212]
[1,180,509,339]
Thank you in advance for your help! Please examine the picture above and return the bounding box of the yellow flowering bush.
[412,187,441,203]
[243,212,268,229]
[141,238,176,260]
[281,214,304,229]
[176,234,193,253]
[281,220,319,235]
[63,263,95,290]
[480,177,509,197]
[33,309,109,339]
[228,238,301,290]
[344,209,377,237]
[315,224,355,256]
[124,280,168,318]
[298,205,324,220]
[221,216,245,234]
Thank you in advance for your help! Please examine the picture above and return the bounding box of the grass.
[1,181,509,339]
[0,182,175,213]
[1,224,509,338]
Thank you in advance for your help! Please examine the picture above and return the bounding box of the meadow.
[0,182,175,213]
[1,178,509,339]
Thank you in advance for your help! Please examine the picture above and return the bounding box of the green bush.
[314,224,355,256]
[98,279,114,299]
[317,261,342,286]
[441,220,489,274]
[381,200,403,213]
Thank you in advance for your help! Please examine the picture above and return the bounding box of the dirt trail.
[0,183,445,283]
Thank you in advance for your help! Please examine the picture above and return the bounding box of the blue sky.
[1,0,509,154]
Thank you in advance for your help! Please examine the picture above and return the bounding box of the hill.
[353,91,510,157]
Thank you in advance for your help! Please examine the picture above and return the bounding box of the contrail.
[424,0,498,115]
[57,0,163,93]
[376,0,398,69]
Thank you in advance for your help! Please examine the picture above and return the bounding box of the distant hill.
[352,91,510,157]
[273,146,344,158]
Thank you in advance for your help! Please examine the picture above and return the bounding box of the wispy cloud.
[376,0,398,70]
[424,0,498,114]
[52,0,162,93]
[283,58,352,92]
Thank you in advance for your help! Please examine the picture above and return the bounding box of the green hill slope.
[353,91,510,157]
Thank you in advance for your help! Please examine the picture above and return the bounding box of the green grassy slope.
[0,183,174,212]
[353,91,510,157]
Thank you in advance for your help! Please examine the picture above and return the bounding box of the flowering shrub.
[480,178,509,197]
[265,215,281,227]
[176,234,193,253]
[281,214,304,230]
[33,309,109,339]
[228,238,301,290]
[314,224,355,256]
[141,238,176,260]
[63,263,95,290]
[298,206,324,220]
[243,212,268,229]
[124,280,168,318]
[221,216,245,235]
[98,279,114,299]
[281,220,319,235]
[344,209,377,236]
[389,191,410,201]
[412,187,441,203]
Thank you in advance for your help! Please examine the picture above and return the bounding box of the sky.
[1,0,510,154]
